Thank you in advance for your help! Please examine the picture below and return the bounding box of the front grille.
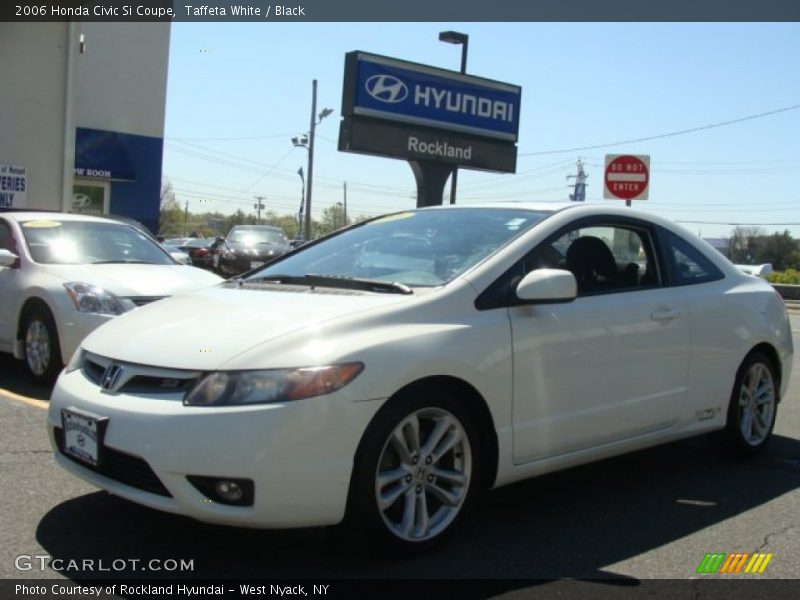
[81,354,200,396]
[127,296,166,307]
[121,375,197,394]
[83,357,104,385]
[54,427,172,497]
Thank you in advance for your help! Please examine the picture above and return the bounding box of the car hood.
[41,263,222,297]
[81,285,413,370]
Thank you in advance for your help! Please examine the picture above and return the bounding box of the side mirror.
[515,269,577,304]
[0,249,19,268]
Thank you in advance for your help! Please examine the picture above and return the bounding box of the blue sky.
[163,23,800,237]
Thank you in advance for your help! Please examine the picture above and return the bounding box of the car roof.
[413,201,683,229]
[229,224,283,230]
[1,210,128,225]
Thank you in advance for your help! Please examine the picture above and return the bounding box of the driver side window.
[525,223,661,296]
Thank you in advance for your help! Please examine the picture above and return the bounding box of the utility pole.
[253,195,266,224]
[343,181,348,226]
[567,159,588,202]
[183,200,189,236]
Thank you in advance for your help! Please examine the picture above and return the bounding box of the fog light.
[215,480,243,502]
[187,475,254,506]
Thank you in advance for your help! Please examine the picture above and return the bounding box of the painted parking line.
[0,388,48,410]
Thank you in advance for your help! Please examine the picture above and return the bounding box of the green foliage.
[767,269,800,285]
[755,231,800,272]
[316,204,350,237]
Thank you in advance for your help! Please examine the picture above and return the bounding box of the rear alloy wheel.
[719,352,778,456]
[349,392,478,550]
[22,307,63,384]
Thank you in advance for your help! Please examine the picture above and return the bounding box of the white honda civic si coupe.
[48,203,792,549]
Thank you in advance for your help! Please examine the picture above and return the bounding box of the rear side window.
[664,230,724,286]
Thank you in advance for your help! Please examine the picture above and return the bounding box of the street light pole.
[304,79,318,242]
[438,31,469,205]
[293,80,333,241]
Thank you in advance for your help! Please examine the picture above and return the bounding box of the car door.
[508,218,691,464]
[0,218,21,348]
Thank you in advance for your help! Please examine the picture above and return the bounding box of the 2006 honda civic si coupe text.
[48,203,793,550]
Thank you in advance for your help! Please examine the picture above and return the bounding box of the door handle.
[651,308,681,322]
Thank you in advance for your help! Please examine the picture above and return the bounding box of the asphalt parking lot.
[1,316,799,589]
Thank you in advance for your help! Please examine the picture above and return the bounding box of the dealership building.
[0,23,170,233]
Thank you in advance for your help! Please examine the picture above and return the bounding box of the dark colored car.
[213,225,290,277]
[174,237,216,270]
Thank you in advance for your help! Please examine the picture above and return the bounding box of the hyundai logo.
[365,74,408,104]
[101,364,124,391]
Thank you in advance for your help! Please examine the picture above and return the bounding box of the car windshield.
[249,207,551,288]
[184,238,212,248]
[19,219,174,265]
[229,228,286,245]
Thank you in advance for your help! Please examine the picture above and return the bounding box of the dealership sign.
[0,164,26,208]
[340,51,521,174]
[347,52,521,141]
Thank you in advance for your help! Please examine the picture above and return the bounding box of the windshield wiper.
[90,260,159,264]
[250,274,413,295]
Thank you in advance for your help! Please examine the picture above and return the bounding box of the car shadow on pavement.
[0,354,51,402]
[35,434,800,585]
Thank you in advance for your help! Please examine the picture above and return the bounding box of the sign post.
[603,154,650,206]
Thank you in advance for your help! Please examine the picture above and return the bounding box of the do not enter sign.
[604,154,650,201]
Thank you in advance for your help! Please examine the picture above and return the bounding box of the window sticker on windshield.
[22,220,63,228]
[505,218,528,231]
[369,212,415,225]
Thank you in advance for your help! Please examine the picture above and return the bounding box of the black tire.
[714,351,778,457]
[21,305,64,385]
[346,388,480,552]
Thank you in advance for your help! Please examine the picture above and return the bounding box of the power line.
[167,132,296,142]
[519,102,800,157]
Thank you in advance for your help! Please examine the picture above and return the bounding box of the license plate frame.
[61,407,108,467]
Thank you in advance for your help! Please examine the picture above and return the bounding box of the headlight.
[64,282,136,315]
[183,363,364,407]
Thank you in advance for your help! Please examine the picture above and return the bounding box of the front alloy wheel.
[375,407,472,543]
[347,390,479,551]
[22,307,63,384]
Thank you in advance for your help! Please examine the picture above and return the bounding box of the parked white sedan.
[48,203,792,549]
[0,211,222,383]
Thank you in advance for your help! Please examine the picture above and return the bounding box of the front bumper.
[48,368,383,528]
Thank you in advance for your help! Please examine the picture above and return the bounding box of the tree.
[728,226,762,263]
[316,204,349,237]
[263,212,300,239]
[159,179,184,236]
[753,230,800,271]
